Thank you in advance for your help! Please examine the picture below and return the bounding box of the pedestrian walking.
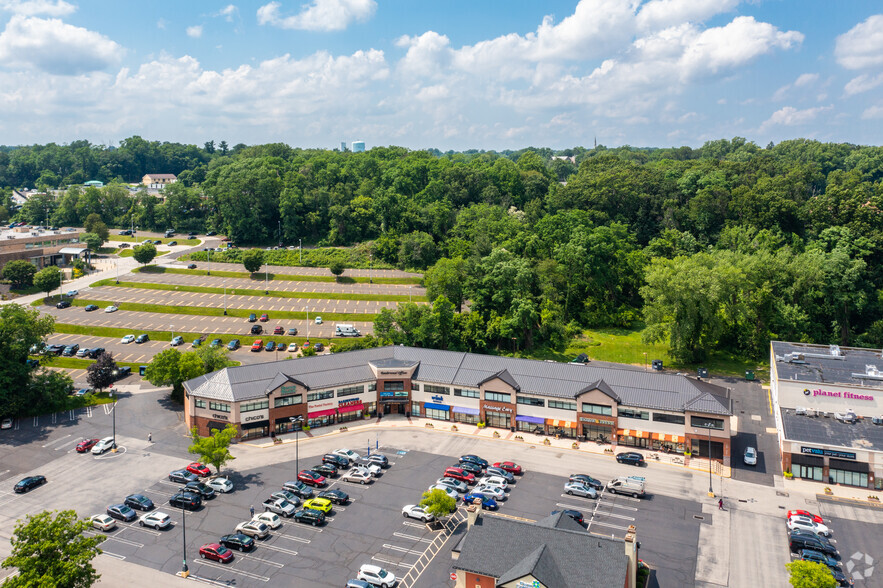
[718,498,723,510]
[148,432,152,443]
[250,505,255,517]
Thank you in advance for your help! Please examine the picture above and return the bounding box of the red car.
[186,463,211,477]
[492,461,523,475]
[273,326,285,335]
[199,543,233,563]
[443,467,475,484]
[76,438,100,453]
[787,510,823,524]
[259,313,269,322]
[298,470,327,487]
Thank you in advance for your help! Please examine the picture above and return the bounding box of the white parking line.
[402,522,425,529]
[371,556,413,569]
[99,552,126,560]
[383,544,425,556]
[104,535,144,548]
[592,510,636,521]
[556,502,595,511]
[274,533,311,544]
[41,434,72,448]
[588,520,630,531]
[235,553,284,568]
[393,532,432,543]
[193,560,270,582]
[596,502,639,512]
[559,493,597,502]
[120,523,162,536]
[259,543,300,556]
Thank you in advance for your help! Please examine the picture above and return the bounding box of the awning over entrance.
[308,408,337,418]
[58,247,88,255]
[547,419,577,428]
[617,429,650,438]
[651,432,685,443]
[241,420,269,430]
[338,402,364,414]
[515,415,545,424]
[424,403,450,411]
[452,406,480,415]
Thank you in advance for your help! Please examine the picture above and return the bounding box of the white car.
[66,290,79,297]
[341,470,373,485]
[477,476,508,490]
[90,514,116,531]
[743,447,757,466]
[357,564,396,588]
[564,482,598,498]
[252,512,282,529]
[120,334,135,344]
[235,520,270,539]
[473,485,505,500]
[333,448,361,461]
[427,484,458,499]
[787,515,831,536]
[402,504,434,522]
[91,436,116,454]
[0,417,12,430]
[206,477,233,493]
[436,477,467,493]
[104,305,118,313]
[139,511,171,529]
[287,343,298,352]
[353,461,382,477]
[315,316,323,324]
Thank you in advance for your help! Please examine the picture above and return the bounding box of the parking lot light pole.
[115,260,119,284]
[111,390,117,452]
[265,263,268,295]
[695,427,714,496]
[223,285,227,315]
[290,416,304,474]
[306,307,310,340]
[299,239,302,264]
[207,248,211,276]
[181,501,189,577]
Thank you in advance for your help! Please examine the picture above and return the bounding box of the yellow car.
[302,498,332,514]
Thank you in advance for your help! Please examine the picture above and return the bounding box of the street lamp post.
[180,501,189,577]
[207,248,211,276]
[409,286,412,303]
[111,390,117,452]
[223,284,227,315]
[299,239,302,264]
[369,253,372,284]
[289,416,304,475]
[694,426,714,496]
[265,263,268,295]
[306,307,310,340]
[115,260,119,284]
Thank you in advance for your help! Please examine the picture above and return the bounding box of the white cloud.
[0,15,122,75]
[217,4,237,22]
[835,14,883,70]
[760,105,833,130]
[794,73,818,87]
[636,0,738,31]
[396,31,451,78]
[844,73,883,96]
[257,0,376,32]
[0,0,75,16]
[156,18,166,30]
[862,104,883,119]
[186,25,203,38]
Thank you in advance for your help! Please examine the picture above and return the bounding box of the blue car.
[463,493,498,510]
[265,341,276,351]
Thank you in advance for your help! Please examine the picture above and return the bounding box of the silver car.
[564,482,598,498]
[235,520,270,539]
[436,477,468,493]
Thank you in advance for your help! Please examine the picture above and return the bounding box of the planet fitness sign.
[803,388,874,401]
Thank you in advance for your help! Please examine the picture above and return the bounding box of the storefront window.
[411,402,421,417]
[549,425,577,439]
[582,424,610,441]
[485,410,510,429]
[338,410,362,424]
[425,407,450,421]
[829,469,868,488]
[690,416,724,430]
[516,419,543,433]
[619,435,649,448]
[363,402,376,416]
[384,381,405,391]
[453,411,478,425]
[308,414,335,429]
[582,403,612,416]
[795,464,823,482]
[485,392,510,403]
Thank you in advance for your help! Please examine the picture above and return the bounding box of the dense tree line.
[4,137,883,360]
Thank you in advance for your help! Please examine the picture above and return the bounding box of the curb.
[816,493,883,510]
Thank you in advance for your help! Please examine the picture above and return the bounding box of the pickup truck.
[261,497,297,517]
[606,476,645,498]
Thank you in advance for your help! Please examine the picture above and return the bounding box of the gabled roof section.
[478,368,521,391]
[369,358,419,369]
[683,391,732,416]
[263,372,308,394]
[496,544,568,588]
[576,379,621,402]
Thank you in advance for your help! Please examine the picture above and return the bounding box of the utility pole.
[299,239,302,264]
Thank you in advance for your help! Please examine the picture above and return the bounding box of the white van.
[606,476,645,498]
[335,324,360,337]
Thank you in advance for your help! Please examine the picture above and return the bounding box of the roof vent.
[795,407,807,415]
[852,365,883,380]
[829,345,842,357]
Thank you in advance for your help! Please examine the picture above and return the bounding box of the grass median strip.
[38,354,241,370]
[110,236,200,245]
[134,265,423,285]
[50,298,377,322]
[89,279,426,303]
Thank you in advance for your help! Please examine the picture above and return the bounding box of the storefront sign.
[339,398,362,407]
[211,414,229,421]
[431,395,444,402]
[308,400,335,410]
[579,416,615,425]
[379,370,408,376]
[801,447,856,460]
[243,409,269,423]
[482,403,513,413]
[803,388,874,401]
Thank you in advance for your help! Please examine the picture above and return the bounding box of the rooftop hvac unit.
[852,365,883,380]
[795,407,807,415]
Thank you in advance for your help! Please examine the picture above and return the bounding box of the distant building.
[552,155,576,164]
[83,180,104,188]
[351,141,365,153]
[142,174,177,189]
[340,142,347,152]
[0,226,85,270]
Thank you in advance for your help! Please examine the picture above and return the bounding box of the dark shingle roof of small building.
[453,513,628,587]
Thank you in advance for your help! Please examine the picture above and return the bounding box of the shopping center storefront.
[547,419,578,439]
[516,415,545,433]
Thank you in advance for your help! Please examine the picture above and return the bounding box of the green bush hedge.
[186,245,395,269]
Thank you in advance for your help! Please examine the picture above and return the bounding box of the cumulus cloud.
[186,25,203,38]
[835,14,883,70]
[217,4,237,22]
[0,15,122,75]
[772,73,818,100]
[0,0,75,16]
[844,73,883,96]
[257,0,376,32]
[760,105,833,130]
[636,0,738,31]
[862,104,883,119]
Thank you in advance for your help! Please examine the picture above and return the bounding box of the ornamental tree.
[188,423,238,474]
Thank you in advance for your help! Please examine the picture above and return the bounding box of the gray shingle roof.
[453,513,628,587]
[183,346,731,415]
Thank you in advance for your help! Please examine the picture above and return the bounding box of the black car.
[250,325,262,335]
[107,504,137,522]
[552,509,585,525]
[187,264,197,269]
[318,488,349,505]
[135,334,149,344]
[124,494,154,511]
[615,452,645,466]
[206,231,216,236]
[169,470,200,484]
[167,241,177,246]
[85,304,99,311]
[312,463,338,478]
[829,567,855,587]
[458,461,483,476]
[248,313,258,322]
[62,344,80,356]
[293,508,325,526]
[287,328,298,336]
[569,474,604,490]
[788,530,839,558]
[184,481,216,499]
[313,343,324,352]
[220,533,255,552]
[13,475,46,493]
[265,341,275,352]
[169,492,202,510]
[459,455,489,468]
[153,240,162,245]
[323,453,349,468]
[227,339,240,350]
[86,347,106,359]
[113,366,132,380]
[46,344,65,355]
[118,230,132,236]
[56,300,71,309]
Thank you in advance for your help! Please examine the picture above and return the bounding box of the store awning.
[338,402,364,414]
[241,420,269,430]
[58,247,88,255]
[515,415,545,424]
[424,403,450,411]
[452,406,480,415]
[547,419,577,429]
[617,429,650,438]
[308,408,337,418]
[650,433,685,443]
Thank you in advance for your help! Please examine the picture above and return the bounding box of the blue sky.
[1,0,882,150]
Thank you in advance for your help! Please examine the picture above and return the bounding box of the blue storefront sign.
[431,395,444,402]
[801,447,856,460]
[424,403,450,411]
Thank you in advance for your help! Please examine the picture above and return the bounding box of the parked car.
[569,474,604,490]
[169,492,202,510]
[800,549,841,569]
[788,530,839,558]
[259,313,269,322]
[75,348,89,358]
[293,508,325,526]
[312,463,338,478]
[167,241,177,246]
[112,366,131,380]
[227,339,240,350]
[85,304,99,311]
[287,327,298,336]
[121,334,135,344]
[552,509,585,525]
[313,343,324,352]
[615,452,645,466]
[282,480,314,498]
[476,476,508,491]
[314,316,323,324]
[14,475,47,493]
[220,533,255,552]
[564,482,598,498]
[252,511,283,529]
[473,484,505,500]
[333,448,361,461]
[251,325,263,335]
[444,467,475,484]
[46,343,65,355]
[187,263,197,269]
[170,336,184,346]
[248,313,257,322]
[91,437,116,454]
[206,477,234,493]
[235,520,270,539]
[90,514,117,531]
[365,454,389,468]
[85,347,105,359]
[457,461,483,476]
[251,339,263,352]
[318,488,349,505]
[460,455,489,468]
[199,543,234,563]
[402,504,434,522]
[66,289,79,297]
[492,461,523,475]
[287,342,299,352]
[346,580,372,588]
[61,344,79,356]
[484,467,515,483]
[265,341,276,352]
[436,477,468,493]
[56,300,71,309]
[184,481,216,499]
[135,334,149,344]
[168,470,200,484]
[788,515,831,536]
[352,459,382,476]
[124,494,154,511]
[139,511,171,529]
[743,447,758,466]
[104,305,118,313]
[302,498,333,514]
[463,493,498,510]
[273,326,285,335]
[191,338,201,347]
[341,470,372,485]
[323,453,350,468]
[76,438,100,453]
[427,484,459,499]
[211,338,223,348]
[186,462,211,477]
[106,504,137,522]
[787,510,824,524]
[271,490,302,506]
[357,565,396,588]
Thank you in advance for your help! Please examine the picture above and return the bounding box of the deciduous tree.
[2,260,37,289]
[132,243,157,266]
[33,265,62,298]
[785,560,836,588]
[86,351,117,392]
[241,249,264,274]
[188,423,237,474]
[419,488,457,519]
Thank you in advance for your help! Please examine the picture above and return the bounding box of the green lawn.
[37,355,144,369]
[135,265,423,285]
[110,236,200,245]
[89,279,427,303]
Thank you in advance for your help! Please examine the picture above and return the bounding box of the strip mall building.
[184,346,734,463]
[771,341,883,490]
